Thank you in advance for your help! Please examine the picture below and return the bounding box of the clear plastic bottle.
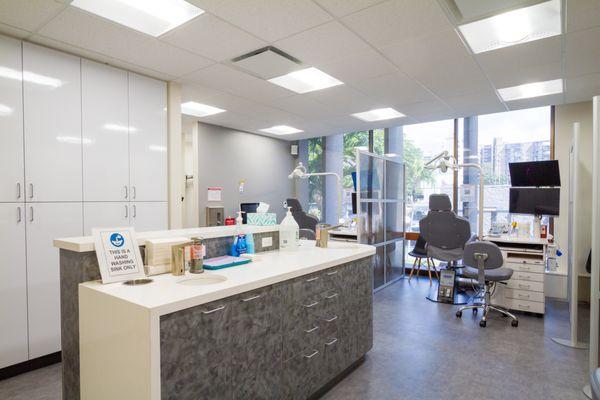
[279,207,299,251]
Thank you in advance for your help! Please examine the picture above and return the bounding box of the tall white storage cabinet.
[23,43,82,202]
[0,204,28,368]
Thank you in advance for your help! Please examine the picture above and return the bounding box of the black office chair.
[456,241,518,328]
[284,198,318,240]
[408,235,438,284]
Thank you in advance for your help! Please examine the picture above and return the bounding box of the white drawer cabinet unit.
[23,43,82,202]
[0,37,24,203]
[0,34,168,369]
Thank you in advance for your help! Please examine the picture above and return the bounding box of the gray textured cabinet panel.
[160,256,373,400]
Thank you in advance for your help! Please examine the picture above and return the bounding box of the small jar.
[189,237,205,274]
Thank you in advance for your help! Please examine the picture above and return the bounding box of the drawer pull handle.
[201,305,225,314]
[303,350,319,359]
[517,294,530,299]
[326,270,338,276]
[325,338,338,346]
[241,294,261,302]
[325,315,338,323]
[303,301,319,308]
[306,277,320,282]
[325,292,339,299]
[519,304,530,309]
[518,284,530,289]
[521,275,531,280]
[304,326,319,333]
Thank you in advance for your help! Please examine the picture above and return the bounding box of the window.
[373,128,385,155]
[307,137,324,221]
[341,131,369,217]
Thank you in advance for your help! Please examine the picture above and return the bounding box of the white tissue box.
[247,213,277,226]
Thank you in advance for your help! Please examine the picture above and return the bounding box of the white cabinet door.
[84,202,130,234]
[131,202,168,232]
[26,202,83,358]
[129,73,167,202]
[0,36,24,202]
[23,43,82,202]
[82,60,129,201]
[0,203,28,368]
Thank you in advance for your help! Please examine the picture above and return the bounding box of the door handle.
[201,305,225,315]
[306,276,319,282]
[241,294,261,302]
[132,204,136,218]
[303,350,319,359]
[325,338,338,346]
[132,186,136,199]
[16,182,21,199]
[29,206,33,222]
[28,183,33,199]
[304,326,319,334]
[124,185,128,199]
[303,301,319,308]
[17,206,22,223]
[125,205,128,219]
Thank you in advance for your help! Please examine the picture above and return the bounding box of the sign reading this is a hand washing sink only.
[93,227,145,284]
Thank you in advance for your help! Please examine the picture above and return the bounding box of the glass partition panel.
[385,202,404,241]
[374,246,385,289]
[358,152,384,200]
[358,201,384,245]
[385,242,404,283]
[385,159,404,201]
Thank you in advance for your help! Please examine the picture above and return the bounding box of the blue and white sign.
[92,227,145,284]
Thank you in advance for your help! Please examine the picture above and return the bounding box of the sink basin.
[177,274,227,286]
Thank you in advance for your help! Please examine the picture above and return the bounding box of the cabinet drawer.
[288,273,325,303]
[504,288,544,303]
[230,285,283,346]
[282,345,324,400]
[505,279,544,292]
[512,271,544,282]
[504,298,545,314]
[506,262,545,274]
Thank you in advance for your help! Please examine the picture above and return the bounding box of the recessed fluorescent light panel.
[459,0,561,54]
[181,101,226,118]
[71,0,204,37]
[259,125,303,135]
[268,67,343,94]
[498,79,563,101]
[352,108,405,122]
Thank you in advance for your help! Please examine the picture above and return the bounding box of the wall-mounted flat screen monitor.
[509,160,560,187]
[509,188,560,216]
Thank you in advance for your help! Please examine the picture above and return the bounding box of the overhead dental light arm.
[288,162,344,223]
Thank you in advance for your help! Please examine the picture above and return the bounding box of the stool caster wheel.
[511,320,519,327]
[456,310,462,318]
[479,320,487,328]
[472,308,478,314]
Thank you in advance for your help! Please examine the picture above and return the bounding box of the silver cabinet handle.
[29,206,33,222]
[326,270,338,276]
[125,205,128,218]
[124,185,128,199]
[132,204,136,218]
[518,284,530,289]
[325,338,338,346]
[241,294,261,302]
[28,183,33,199]
[132,186,136,199]
[325,292,339,299]
[325,315,338,323]
[304,326,319,333]
[16,182,21,199]
[517,294,530,299]
[519,304,530,309]
[17,206,22,223]
[303,301,319,308]
[201,305,225,314]
[306,276,319,282]
[303,349,319,359]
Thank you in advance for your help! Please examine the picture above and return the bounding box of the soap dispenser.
[279,207,299,251]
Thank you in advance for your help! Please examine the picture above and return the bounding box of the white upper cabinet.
[23,43,82,202]
[128,73,167,202]
[0,36,24,202]
[82,60,129,201]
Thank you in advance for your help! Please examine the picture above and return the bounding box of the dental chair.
[284,198,318,240]
[456,241,518,328]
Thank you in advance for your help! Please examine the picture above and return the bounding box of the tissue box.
[247,213,277,226]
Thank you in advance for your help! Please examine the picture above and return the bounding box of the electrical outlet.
[262,236,273,247]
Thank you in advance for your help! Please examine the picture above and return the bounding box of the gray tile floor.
[0,276,590,400]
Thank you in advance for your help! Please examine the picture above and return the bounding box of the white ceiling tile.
[0,22,31,39]
[188,0,332,42]
[318,49,396,82]
[274,21,370,65]
[565,73,600,103]
[160,14,266,62]
[476,36,562,88]
[443,91,506,118]
[351,72,436,106]
[505,93,564,111]
[184,63,293,102]
[270,95,339,120]
[565,26,600,77]
[566,0,600,33]
[303,85,380,114]
[341,0,453,48]
[0,0,67,32]
[313,0,388,18]
[399,99,453,119]
[38,7,213,77]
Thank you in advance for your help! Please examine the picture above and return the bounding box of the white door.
[0,203,28,367]
[131,202,168,232]
[84,202,130,234]
[0,36,24,202]
[23,43,82,202]
[129,73,167,202]
[26,202,83,358]
[82,60,129,202]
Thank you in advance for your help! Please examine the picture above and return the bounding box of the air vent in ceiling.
[231,46,302,80]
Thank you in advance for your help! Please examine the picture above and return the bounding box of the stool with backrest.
[408,235,439,284]
[456,241,519,328]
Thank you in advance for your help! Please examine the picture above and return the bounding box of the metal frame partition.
[356,149,406,291]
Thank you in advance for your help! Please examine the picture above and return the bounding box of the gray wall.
[197,122,294,225]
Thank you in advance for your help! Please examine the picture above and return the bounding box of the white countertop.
[54,225,280,253]
[484,234,550,246]
[79,240,375,316]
